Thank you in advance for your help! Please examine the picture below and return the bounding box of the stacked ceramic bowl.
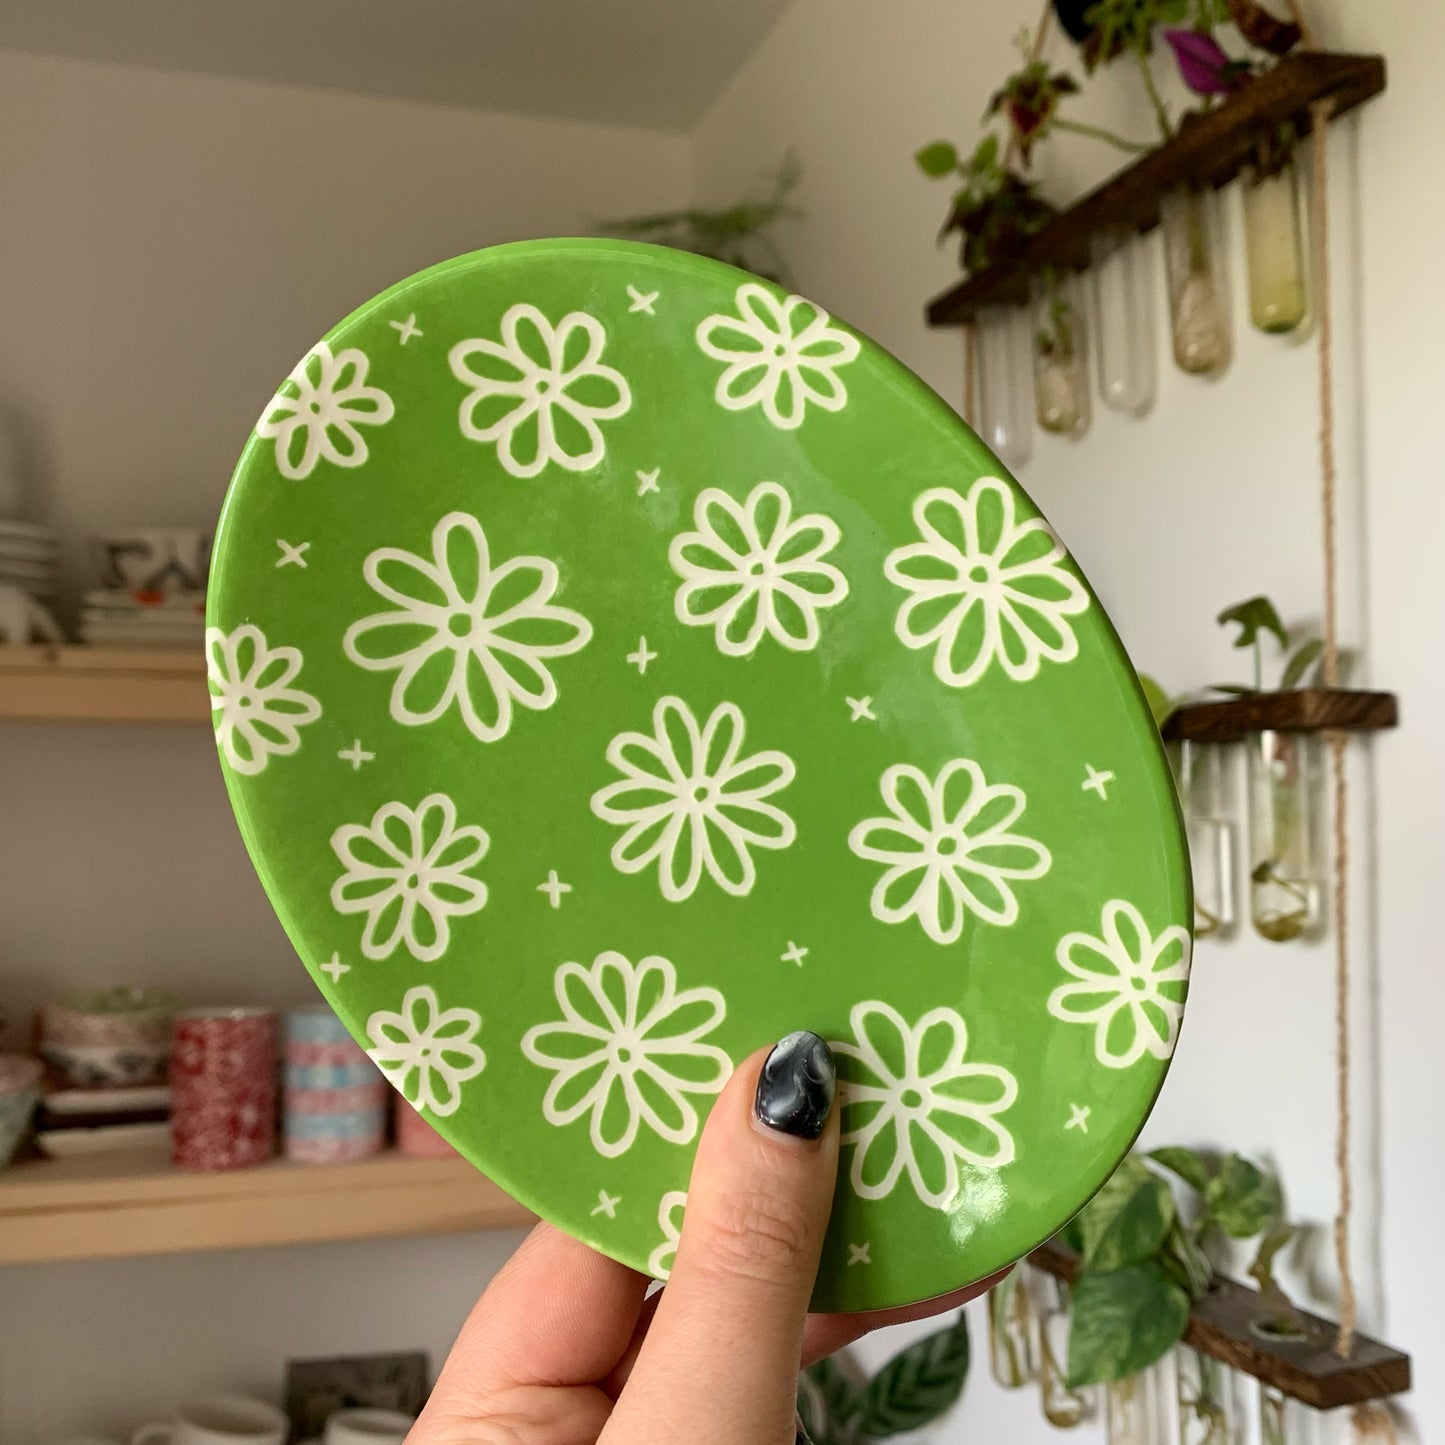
[39,987,178,1088]
[0,519,58,601]
[37,988,178,1153]
[283,1006,386,1163]
[83,527,210,648]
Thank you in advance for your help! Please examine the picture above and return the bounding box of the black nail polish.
[755,1031,835,1140]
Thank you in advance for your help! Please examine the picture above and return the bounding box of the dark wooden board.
[927,52,1387,325]
[1160,688,1398,743]
[1029,1240,1411,1409]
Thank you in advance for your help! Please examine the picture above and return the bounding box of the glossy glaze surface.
[208,239,1190,1309]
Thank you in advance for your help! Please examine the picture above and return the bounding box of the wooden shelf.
[0,1146,533,1265]
[927,51,1387,326]
[1030,1241,1410,1409]
[0,645,208,724]
[1161,688,1398,743]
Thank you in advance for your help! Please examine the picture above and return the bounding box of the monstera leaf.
[852,1311,971,1438]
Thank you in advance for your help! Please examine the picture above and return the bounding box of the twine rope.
[1306,95,1357,1366]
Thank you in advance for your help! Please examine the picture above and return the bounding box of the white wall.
[0,46,688,1444]
[695,0,1435,1440]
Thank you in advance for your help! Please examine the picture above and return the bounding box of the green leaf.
[1217,595,1288,652]
[1148,1146,1211,1195]
[1281,637,1324,689]
[915,141,960,177]
[1078,1157,1175,1271]
[972,133,1001,169]
[1066,1263,1191,1386]
[1210,683,1258,695]
[1206,1153,1282,1238]
[1136,673,1175,730]
[854,1311,970,1438]
[799,1352,862,1445]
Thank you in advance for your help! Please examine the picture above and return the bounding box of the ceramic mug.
[97,528,212,596]
[130,1396,287,1445]
[323,1408,415,1445]
[170,1007,277,1171]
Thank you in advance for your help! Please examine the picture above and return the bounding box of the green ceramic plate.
[208,239,1190,1311]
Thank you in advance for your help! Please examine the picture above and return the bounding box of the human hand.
[412,1032,1002,1445]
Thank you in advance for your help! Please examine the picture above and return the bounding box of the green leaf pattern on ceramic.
[208,240,1190,1311]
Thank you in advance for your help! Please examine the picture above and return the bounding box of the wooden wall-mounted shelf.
[0,645,207,724]
[0,1146,533,1265]
[927,51,1387,327]
[1161,687,1398,743]
[1029,1240,1410,1409]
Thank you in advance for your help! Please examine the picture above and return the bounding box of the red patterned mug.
[170,1007,277,1171]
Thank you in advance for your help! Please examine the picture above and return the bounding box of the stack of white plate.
[81,589,206,648]
[0,519,58,598]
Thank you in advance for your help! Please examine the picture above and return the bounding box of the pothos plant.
[797,1311,971,1444]
[1058,1146,1297,1386]
[598,153,801,282]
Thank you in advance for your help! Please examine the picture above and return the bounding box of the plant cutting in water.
[1214,594,1326,695]
[797,1311,972,1443]
[1058,1146,1295,1385]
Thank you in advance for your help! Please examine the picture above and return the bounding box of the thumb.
[604,1032,839,1445]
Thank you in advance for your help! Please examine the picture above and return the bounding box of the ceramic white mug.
[130,1396,287,1445]
[323,1408,415,1445]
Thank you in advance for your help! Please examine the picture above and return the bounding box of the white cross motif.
[389,313,423,344]
[846,696,876,722]
[338,740,375,771]
[1066,1104,1091,1134]
[627,637,658,675]
[275,540,310,569]
[321,952,350,984]
[1082,764,1115,800]
[635,467,661,496]
[781,941,809,968]
[538,870,572,909]
[591,1189,621,1218]
[626,286,658,315]
[847,1243,871,1267]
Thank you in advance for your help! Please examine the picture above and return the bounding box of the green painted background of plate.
[209,238,1190,1312]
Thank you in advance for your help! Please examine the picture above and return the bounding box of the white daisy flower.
[591,697,796,901]
[343,511,591,743]
[848,759,1050,944]
[834,1000,1018,1209]
[521,952,730,1159]
[365,984,485,1117]
[1047,900,1191,1068]
[449,304,630,478]
[696,283,860,430]
[206,624,321,775]
[256,342,395,480]
[669,480,848,656]
[330,793,489,962]
[885,478,1089,689]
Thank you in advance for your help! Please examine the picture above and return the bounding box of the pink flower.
[1163,29,1247,96]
